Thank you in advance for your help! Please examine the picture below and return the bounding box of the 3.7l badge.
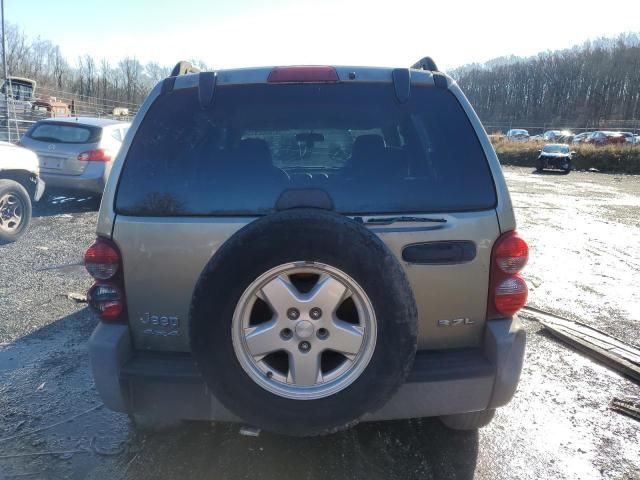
[437,318,475,327]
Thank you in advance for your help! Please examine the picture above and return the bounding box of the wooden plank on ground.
[609,398,640,422]
[520,306,640,384]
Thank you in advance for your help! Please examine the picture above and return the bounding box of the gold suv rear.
[85,59,528,436]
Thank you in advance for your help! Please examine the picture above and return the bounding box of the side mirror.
[571,151,576,155]
[537,149,542,153]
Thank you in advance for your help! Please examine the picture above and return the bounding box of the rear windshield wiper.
[357,216,447,226]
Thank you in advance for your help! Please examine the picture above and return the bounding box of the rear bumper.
[89,317,525,422]
[40,164,106,194]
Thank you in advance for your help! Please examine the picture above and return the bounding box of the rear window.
[115,83,496,216]
[28,122,100,144]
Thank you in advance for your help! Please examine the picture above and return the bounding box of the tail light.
[88,283,124,321]
[84,238,119,279]
[84,237,127,323]
[78,148,112,162]
[488,231,529,318]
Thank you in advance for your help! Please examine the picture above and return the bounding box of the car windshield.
[27,122,100,143]
[510,130,527,135]
[115,83,497,216]
[542,144,569,153]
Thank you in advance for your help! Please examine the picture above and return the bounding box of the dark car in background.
[19,117,130,195]
[536,143,573,174]
[585,131,626,146]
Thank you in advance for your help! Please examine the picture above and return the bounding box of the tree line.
[450,33,640,126]
[2,22,639,124]
[0,22,208,109]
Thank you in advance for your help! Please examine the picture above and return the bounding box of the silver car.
[506,128,530,142]
[85,59,528,436]
[20,117,130,195]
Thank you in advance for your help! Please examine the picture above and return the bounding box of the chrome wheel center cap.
[295,320,314,339]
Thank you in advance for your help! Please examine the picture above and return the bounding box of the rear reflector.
[494,276,528,316]
[267,66,339,83]
[78,148,112,162]
[85,238,120,280]
[88,283,124,321]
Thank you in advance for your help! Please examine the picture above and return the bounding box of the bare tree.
[49,46,67,89]
[451,32,640,125]
[119,57,143,103]
[145,61,170,85]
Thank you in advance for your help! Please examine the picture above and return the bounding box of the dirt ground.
[0,167,639,480]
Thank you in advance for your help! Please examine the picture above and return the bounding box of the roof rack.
[410,57,439,72]
[169,61,201,77]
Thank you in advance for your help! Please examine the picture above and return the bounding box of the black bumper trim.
[120,348,494,385]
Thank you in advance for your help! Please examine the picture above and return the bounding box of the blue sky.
[5,0,640,70]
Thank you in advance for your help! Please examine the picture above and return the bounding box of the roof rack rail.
[170,61,201,77]
[410,57,439,72]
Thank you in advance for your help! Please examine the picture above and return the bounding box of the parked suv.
[86,59,528,436]
[20,117,130,195]
[536,143,573,173]
[0,141,45,243]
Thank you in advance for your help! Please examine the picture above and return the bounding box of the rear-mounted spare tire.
[189,210,417,436]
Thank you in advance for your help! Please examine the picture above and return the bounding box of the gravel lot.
[0,168,639,480]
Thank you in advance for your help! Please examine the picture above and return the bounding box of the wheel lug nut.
[317,328,329,339]
[287,308,300,320]
[280,328,293,340]
[309,307,322,320]
[299,341,311,353]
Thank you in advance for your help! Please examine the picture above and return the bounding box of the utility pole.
[1,0,11,142]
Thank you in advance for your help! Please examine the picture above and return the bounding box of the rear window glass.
[28,122,100,144]
[115,83,496,216]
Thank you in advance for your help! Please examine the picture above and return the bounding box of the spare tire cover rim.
[232,261,377,400]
